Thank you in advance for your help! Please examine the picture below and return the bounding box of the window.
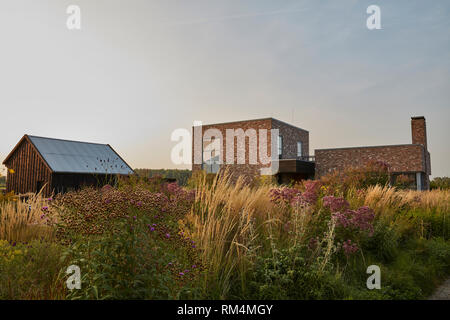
[277,135,283,156]
[202,137,221,174]
[297,141,303,157]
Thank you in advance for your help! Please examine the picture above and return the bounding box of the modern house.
[192,116,431,190]
[2,135,134,196]
[315,116,431,190]
[192,118,315,184]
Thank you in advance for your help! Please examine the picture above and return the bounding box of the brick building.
[192,116,431,190]
[315,116,431,190]
[191,118,315,184]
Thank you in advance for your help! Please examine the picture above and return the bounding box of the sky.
[0,0,449,178]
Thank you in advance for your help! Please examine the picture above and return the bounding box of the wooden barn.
[2,135,134,196]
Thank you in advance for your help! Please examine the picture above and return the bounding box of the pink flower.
[342,240,359,256]
[323,196,349,212]
[332,206,375,235]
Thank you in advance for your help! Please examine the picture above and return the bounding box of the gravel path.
[428,278,450,300]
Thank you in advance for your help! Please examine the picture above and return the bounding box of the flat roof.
[315,143,424,152]
[193,117,309,133]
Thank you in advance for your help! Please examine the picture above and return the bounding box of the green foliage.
[64,209,202,300]
[134,169,192,186]
[248,245,349,300]
[431,177,450,190]
[0,170,448,300]
[362,222,399,263]
[0,240,67,299]
[186,170,217,189]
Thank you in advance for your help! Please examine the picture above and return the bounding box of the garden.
[0,163,449,300]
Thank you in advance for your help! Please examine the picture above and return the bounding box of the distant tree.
[430,177,450,190]
[134,169,192,186]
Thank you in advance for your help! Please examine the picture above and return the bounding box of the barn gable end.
[3,135,53,196]
[3,134,134,197]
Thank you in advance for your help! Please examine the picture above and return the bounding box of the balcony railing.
[296,156,315,162]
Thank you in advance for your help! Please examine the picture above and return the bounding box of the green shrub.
[362,222,399,263]
[248,246,349,300]
[0,240,67,299]
[430,177,450,190]
[64,209,202,300]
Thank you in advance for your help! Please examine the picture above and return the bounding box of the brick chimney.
[411,116,427,150]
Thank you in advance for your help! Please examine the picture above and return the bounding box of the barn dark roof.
[5,135,134,175]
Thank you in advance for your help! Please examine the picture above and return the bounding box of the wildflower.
[165,233,170,238]
[42,206,48,211]
[192,245,196,248]
[150,227,155,232]
[332,206,375,235]
[133,216,137,220]
[342,240,359,257]
[323,196,349,212]
[192,265,197,269]
[137,201,142,207]
[179,272,184,276]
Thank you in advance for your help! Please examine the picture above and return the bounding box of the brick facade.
[192,116,431,190]
[315,144,427,177]
[411,116,427,149]
[192,118,309,182]
[315,117,431,190]
[272,119,309,159]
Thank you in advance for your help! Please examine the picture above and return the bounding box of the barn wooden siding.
[52,173,118,194]
[5,137,52,196]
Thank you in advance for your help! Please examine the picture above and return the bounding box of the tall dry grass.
[360,185,449,239]
[363,185,450,213]
[184,171,275,297]
[185,174,449,298]
[184,171,317,298]
[0,190,55,242]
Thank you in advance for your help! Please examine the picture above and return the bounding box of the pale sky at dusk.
[0,0,449,177]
